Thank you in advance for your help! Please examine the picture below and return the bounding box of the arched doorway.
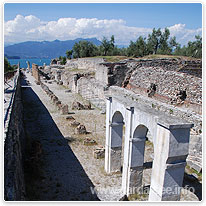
[127,125,148,195]
[110,111,124,173]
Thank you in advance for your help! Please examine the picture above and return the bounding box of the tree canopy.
[64,30,202,60]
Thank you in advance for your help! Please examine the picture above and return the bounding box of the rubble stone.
[76,124,87,134]
[83,137,97,146]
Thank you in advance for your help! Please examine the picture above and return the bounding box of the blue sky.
[4,3,202,45]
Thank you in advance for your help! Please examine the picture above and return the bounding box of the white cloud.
[168,24,202,45]
[4,15,202,46]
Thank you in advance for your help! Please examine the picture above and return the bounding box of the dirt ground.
[21,71,200,201]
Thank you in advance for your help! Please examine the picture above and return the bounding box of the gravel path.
[22,72,123,201]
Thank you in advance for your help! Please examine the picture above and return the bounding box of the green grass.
[89,56,128,62]
[139,54,200,60]
[186,165,202,181]
[145,140,154,148]
[128,193,148,201]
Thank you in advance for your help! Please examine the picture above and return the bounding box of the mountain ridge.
[4,38,102,59]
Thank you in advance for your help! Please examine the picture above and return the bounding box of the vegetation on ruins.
[59,56,67,65]
[66,50,73,59]
[65,28,202,59]
[4,56,15,73]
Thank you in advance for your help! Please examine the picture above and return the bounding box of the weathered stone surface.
[4,70,26,200]
[76,124,87,134]
[72,101,85,110]
[83,137,97,146]
[65,116,75,121]
[93,145,105,158]
[60,104,68,115]
[72,101,92,110]
[70,121,80,127]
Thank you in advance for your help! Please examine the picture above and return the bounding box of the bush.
[4,57,14,73]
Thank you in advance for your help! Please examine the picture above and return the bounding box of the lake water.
[8,58,51,69]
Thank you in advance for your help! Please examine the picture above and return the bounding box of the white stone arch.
[111,111,124,148]
[105,97,130,174]
[105,97,193,201]
[107,111,125,172]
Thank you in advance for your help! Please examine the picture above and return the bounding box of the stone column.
[126,136,146,195]
[105,97,112,173]
[27,61,31,73]
[149,123,193,201]
[122,107,134,195]
[32,64,40,83]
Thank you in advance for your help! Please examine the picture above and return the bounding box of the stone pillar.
[122,121,147,195]
[105,97,112,173]
[122,107,134,195]
[27,61,31,73]
[32,64,40,83]
[72,74,78,93]
[127,136,146,195]
[149,123,193,201]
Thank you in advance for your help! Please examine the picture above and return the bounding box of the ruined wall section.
[95,62,130,87]
[66,58,105,71]
[127,65,202,114]
[32,64,40,83]
[4,70,26,200]
[77,77,107,111]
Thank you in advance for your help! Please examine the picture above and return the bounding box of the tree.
[66,50,73,59]
[100,35,116,56]
[136,36,147,57]
[158,28,171,54]
[72,41,98,58]
[110,35,115,50]
[101,37,111,56]
[127,40,137,57]
[189,35,202,58]
[169,36,179,53]
[73,42,81,58]
[127,36,147,57]
[147,28,162,54]
[59,56,67,65]
[173,35,202,58]
[4,57,13,73]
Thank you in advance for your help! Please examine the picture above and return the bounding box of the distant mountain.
[4,38,102,59]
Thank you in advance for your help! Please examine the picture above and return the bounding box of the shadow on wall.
[21,76,99,201]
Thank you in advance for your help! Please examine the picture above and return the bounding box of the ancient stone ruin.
[4,56,202,201]
[105,96,193,200]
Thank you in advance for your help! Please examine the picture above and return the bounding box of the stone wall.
[94,58,202,114]
[4,70,26,200]
[66,57,105,71]
[77,77,107,111]
[95,62,130,87]
[127,65,202,114]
